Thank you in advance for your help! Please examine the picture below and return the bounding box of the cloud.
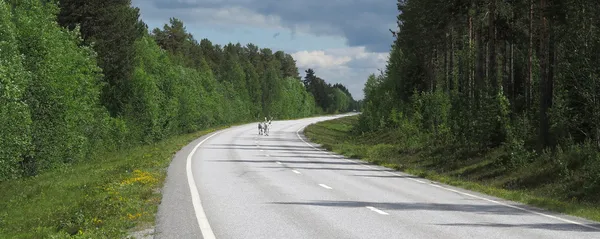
[292,47,388,99]
[292,50,352,69]
[132,0,395,99]
[138,0,397,52]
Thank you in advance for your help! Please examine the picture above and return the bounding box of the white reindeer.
[257,116,273,136]
[263,116,273,136]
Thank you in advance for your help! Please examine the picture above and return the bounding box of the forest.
[0,0,357,181]
[359,0,600,202]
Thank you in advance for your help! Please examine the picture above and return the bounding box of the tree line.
[0,0,356,181]
[303,69,360,113]
[359,0,600,202]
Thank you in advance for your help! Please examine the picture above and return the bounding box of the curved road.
[154,114,600,239]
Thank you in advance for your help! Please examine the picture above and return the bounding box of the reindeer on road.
[258,116,273,136]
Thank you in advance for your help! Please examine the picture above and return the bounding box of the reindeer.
[264,116,273,136]
[258,117,268,135]
[257,116,273,136]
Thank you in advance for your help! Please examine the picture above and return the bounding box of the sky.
[131,0,398,100]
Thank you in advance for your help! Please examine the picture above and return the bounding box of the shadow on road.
[206,159,357,165]
[263,154,341,160]
[268,200,600,232]
[268,200,596,229]
[240,137,304,143]
[437,222,600,232]
[211,143,314,149]
[260,166,394,172]
[269,200,528,215]
[203,145,319,152]
[351,174,420,179]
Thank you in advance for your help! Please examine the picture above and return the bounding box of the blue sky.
[132,0,398,99]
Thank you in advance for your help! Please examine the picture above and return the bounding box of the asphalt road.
[154,114,600,239]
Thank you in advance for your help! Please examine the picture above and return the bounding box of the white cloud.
[292,50,352,69]
[142,0,398,52]
[293,47,387,70]
[292,47,388,99]
[133,0,394,99]
[198,7,284,29]
[139,5,286,30]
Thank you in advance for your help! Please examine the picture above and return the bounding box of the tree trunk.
[503,41,508,96]
[450,26,455,92]
[547,19,555,147]
[510,43,515,114]
[445,32,449,93]
[510,7,516,114]
[469,15,474,100]
[527,0,533,110]
[489,0,498,94]
[432,47,437,92]
[475,24,484,107]
[538,0,551,149]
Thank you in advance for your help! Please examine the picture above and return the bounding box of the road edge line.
[187,130,224,239]
[295,123,600,231]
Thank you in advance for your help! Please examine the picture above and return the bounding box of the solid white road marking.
[187,131,225,239]
[319,184,332,189]
[366,206,389,215]
[292,170,301,174]
[295,124,600,230]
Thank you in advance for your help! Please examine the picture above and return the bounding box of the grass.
[304,115,600,223]
[0,126,226,238]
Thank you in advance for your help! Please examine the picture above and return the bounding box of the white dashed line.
[366,206,389,215]
[276,161,282,165]
[318,184,332,189]
[294,124,600,230]
[292,170,301,174]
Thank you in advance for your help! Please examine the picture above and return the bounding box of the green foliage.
[0,0,346,180]
[273,78,317,119]
[303,68,358,114]
[11,0,107,175]
[0,127,223,238]
[0,0,357,236]
[0,1,31,180]
[357,0,600,204]
[57,0,145,116]
[307,115,600,223]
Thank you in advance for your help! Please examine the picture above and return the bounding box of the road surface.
[154,114,600,239]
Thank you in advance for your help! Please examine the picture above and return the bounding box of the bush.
[550,142,600,202]
[0,1,31,180]
[12,0,107,173]
[367,144,399,165]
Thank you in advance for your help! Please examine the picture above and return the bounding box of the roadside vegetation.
[305,0,600,223]
[0,0,357,237]
[305,115,600,222]
[0,128,225,238]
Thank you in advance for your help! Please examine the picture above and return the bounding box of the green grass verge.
[0,127,227,238]
[304,115,600,222]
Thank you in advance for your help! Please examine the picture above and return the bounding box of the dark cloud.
[141,0,397,52]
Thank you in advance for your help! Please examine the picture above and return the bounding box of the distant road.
[154,114,600,239]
